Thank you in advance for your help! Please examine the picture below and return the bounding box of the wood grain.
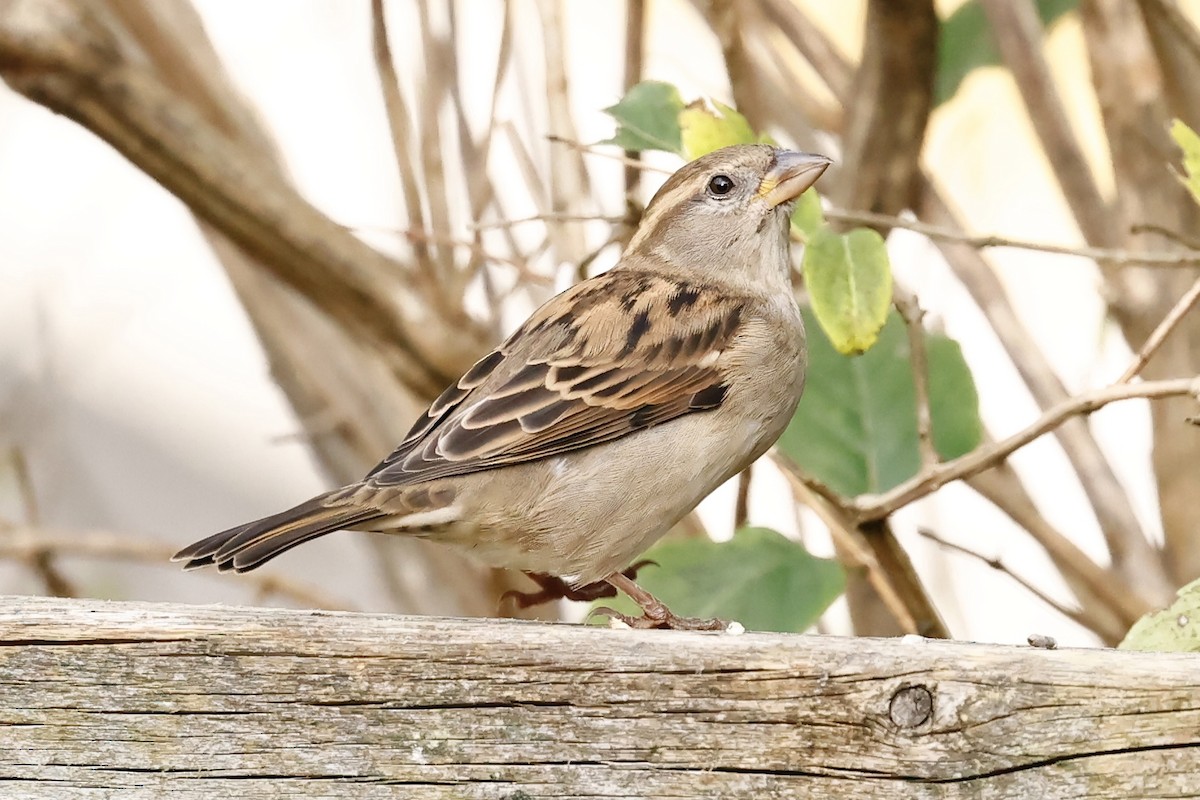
[0,595,1197,798]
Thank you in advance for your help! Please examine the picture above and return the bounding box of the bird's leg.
[500,561,655,610]
[592,571,728,631]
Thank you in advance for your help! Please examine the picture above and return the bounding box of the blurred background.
[1,0,1198,647]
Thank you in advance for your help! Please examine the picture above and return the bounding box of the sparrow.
[174,144,832,629]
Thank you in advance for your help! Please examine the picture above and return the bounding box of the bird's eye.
[706,174,735,197]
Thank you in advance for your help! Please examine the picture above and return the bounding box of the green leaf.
[790,188,826,241]
[590,527,844,633]
[937,0,1078,105]
[601,80,685,155]
[1170,119,1200,207]
[1119,577,1200,652]
[803,227,893,355]
[778,309,983,496]
[679,99,758,160]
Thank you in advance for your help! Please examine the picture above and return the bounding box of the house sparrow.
[174,144,831,629]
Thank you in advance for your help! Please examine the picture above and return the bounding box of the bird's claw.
[587,605,729,631]
[500,561,657,610]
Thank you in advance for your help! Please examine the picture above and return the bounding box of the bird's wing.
[365,269,750,486]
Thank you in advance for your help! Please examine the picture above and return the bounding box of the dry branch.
[1,596,1198,798]
[855,376,1200,520]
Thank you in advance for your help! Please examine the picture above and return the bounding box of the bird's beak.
[757,151,833,208]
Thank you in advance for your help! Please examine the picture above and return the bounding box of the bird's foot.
[589,604,728,631]
[590,569,730,631]
[501,561,655,610]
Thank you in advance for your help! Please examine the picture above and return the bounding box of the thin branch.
[966,465,1148,638]
[1130,223,1200,251]
[824,208,1200,268]
[347,225,551,282]
[472,212,626,231]
[856,376,1200,520]
[893,287,938,468]
[1118,272,1200,383]
[920,188,1170,602]
[546,135,673,175]
[0,525,354,611]
[370,0,437,288]
[916,528,1092,629]
[768,450,855,513]
[736,0,1164,599]
[776,460,920,635]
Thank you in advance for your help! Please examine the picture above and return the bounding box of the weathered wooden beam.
[0,595,1196,798]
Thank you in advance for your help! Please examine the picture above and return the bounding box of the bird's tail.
[172,494,383,573]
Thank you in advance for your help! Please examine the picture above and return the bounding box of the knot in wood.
[888,684,933,728]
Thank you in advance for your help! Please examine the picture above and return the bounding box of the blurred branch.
[776,454,948,638]
[965,466,1144,642]
[6,448,75,598]
[1082,0,1200,588]
[537,0,590,266]
[758,0,852,103]
[0,525,353,611]
[474,212,626,230]
[777,459,920,635]
[916,527,1092,630]
[981,0,1114,246]
[833,0,935,216]
[825,208,1200,267]
[921,188,1174,605]
[371,0,438,291]
[742,0,1170,603]
[547,134,672,174]
[856,376,1200,520]
[1118,273,1200,383]
[0,0,473,397]
[733,468,751,531]
[893,287,938,468]
[1137,0,1200,133]
[622,0,646,195]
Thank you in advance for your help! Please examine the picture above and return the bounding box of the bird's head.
[625,144,831,287]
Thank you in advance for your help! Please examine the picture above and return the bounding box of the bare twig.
[473,212,626,231]
[920,188,1173,604]
[856,376,1200,520]
[1130,223,1200,251]
[916,528,1091,629]
[1118,273,1200,383]
[893,287,938,468]
[767,451,854,513]
[965,466,1144,642]
[777,462,920,635]
[370,0,438,290]
[547,135,673,175]
[824,208,1200,268]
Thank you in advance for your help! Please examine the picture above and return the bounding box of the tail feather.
[173,497,382,573]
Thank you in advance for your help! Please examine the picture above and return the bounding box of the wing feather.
[367,270,749,486]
